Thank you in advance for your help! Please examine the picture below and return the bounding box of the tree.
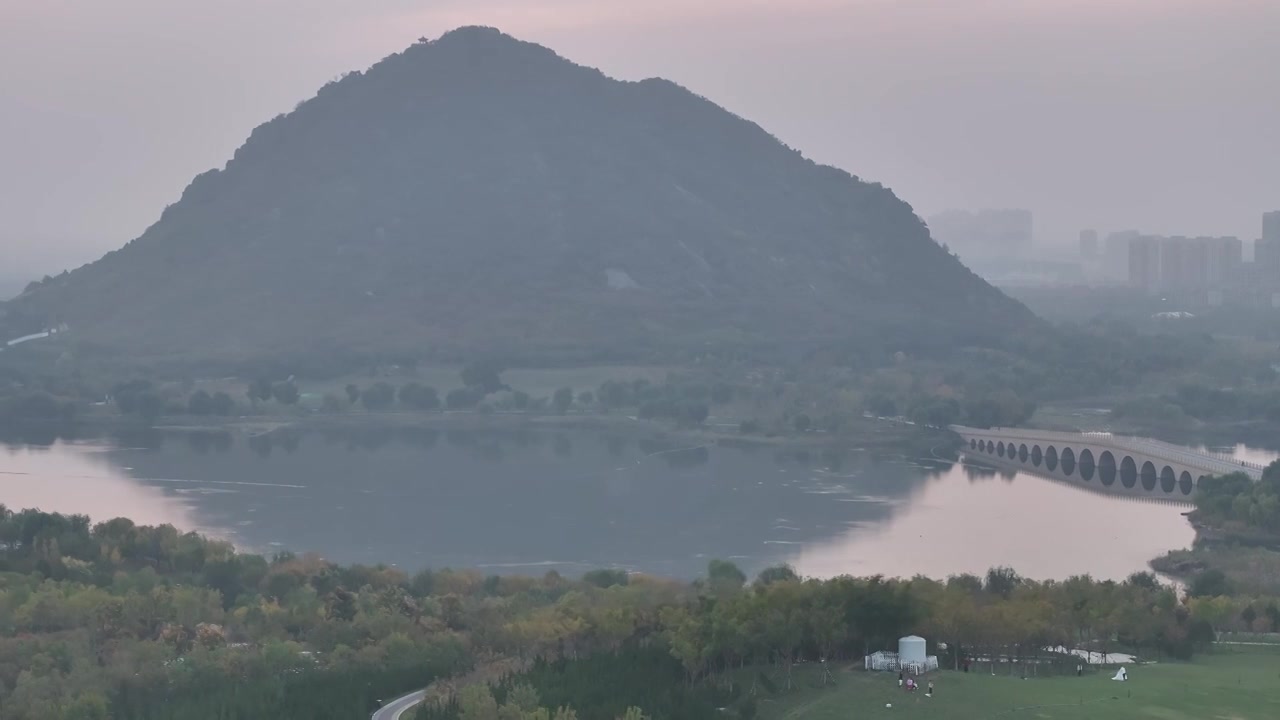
[272,381,300,405]
[399,383,440,411]
[583,569,628,588]
[1264,602,1280,632]
[461,361,508,395]
[325,588,358,622]
[864,392,898,418]
[136,392,165,423]
[361,382,396,411]
[188,390,215,416]
[553,387,574,415]
[985,566,1022,598]
[247,378,274,405]
[345,384,360,405]
[446,388,482,410]
[680,403,709,426]
[909,396,960,428]
[211,392,236,416]
[459,685,500,720]
[503,684,541,714]
[1126,571,1161,589]
[754,564,798,587]
[1188,569,1233,598]
[1241,604,1258,629]
[707,559,746,591]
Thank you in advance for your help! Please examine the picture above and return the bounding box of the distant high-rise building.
[1127,234,1241,293]
[1264,210,1280,242]
[1104,230,1139,281]
[1257,236,1280,278]
[1129,235,1161,290]
[1258,212,1280,284]
[1203,236,1242,286]
[1159,236,1198,290]
[1079,229,1098,258]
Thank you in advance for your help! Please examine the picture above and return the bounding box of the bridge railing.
[1107,436,1266,474]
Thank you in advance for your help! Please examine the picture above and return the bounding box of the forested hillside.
[5,27,1033,369]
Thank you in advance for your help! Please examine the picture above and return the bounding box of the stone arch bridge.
[950,425,1265,500]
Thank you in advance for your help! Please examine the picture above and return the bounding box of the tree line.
[4,507,1278,719]
[1192,461,1280,538]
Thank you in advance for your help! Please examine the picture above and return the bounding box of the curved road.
[372,690,425,720]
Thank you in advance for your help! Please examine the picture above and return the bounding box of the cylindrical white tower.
[898,635,927,665]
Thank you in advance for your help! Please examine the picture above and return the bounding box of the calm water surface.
[0,427,1210,580]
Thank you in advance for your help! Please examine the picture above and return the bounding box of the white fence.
[864,651,939,674]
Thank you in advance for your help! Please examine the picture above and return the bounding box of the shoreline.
[31,408,937,454]
[1148,515,1280,595]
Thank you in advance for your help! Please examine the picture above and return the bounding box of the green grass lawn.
[758,646,1280,720]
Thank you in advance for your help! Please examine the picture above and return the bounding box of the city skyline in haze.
[3,0,1278,286]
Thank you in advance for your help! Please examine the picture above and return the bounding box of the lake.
[3,425,1268,582]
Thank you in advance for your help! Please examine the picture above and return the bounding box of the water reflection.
[791,459,1195,581]
[0,428,1200,581]
[0,441,213,534]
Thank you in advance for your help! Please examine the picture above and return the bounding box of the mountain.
[3,27,1036,370]
[0,275,26,303]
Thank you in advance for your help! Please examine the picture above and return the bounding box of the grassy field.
[757,646,1280,720]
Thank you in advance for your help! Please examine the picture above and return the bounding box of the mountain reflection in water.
[1,428,1195,580]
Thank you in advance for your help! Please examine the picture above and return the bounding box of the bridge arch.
[1141,461,1158,491]
[1078,449,1095,481]
[951,425,1263,499]
[1099,451,1117,486]
[1121,456,1137,488]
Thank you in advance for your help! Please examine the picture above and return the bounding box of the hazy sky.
[3,0,1278,282]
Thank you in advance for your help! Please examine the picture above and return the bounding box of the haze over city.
[3,0,1279,288]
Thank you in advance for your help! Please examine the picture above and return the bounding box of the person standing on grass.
[898,670,903,688]
[927,680,934,696]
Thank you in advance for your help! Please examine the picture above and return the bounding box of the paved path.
[371,689,426,720]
